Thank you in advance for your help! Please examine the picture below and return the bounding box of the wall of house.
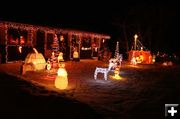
[0,21,110,63]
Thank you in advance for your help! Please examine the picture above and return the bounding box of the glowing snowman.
[55,63,68,90]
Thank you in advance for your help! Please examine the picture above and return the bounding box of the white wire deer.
[108,54,123,71]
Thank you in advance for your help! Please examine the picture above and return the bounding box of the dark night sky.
[0,1,179,54]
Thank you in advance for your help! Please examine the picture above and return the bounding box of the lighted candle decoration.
[55,63,68,90]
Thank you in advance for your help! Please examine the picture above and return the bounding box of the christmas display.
[0,21,110,63]
[129,34,152,64]
[114,41,120,59]
[50,52,58,68]
[113,67,122,80]
[52,34,60,57]
[131,52,137,65]
[21,48,46,75]
[108,41,123,70]
[94,67,109,80]
[55,63,68,90]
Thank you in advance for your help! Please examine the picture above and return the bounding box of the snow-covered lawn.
[0,60,180,119]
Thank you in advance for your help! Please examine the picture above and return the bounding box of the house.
[0,21,110,63]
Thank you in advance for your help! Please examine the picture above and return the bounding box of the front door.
[80,38,92,59]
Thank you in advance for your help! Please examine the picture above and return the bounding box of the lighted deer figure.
[94,67,109,80]
[108,54,123,71]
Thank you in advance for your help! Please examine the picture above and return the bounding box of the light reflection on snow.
[94,79,111,84]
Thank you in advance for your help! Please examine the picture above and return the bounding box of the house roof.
[0,21,110,39]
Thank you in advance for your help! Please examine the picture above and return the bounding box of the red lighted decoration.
[129,50,152,64]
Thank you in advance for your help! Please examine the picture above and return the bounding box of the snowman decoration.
[55,63,68,90]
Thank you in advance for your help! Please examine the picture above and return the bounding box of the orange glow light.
[55,67,68,90]
[113,67,122,80]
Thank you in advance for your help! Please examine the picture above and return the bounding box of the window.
[7,28,19,45]
[7,28,27,45]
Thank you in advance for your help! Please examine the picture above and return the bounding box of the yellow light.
[58,52,64,62]
[113,67,122,80]
[60,35,64,41]
[152,55,156,63]
[52,52,55,56]
[73,51,79,58]
[55,67,68,90]
[134,34,138,39]
[113,75,122,80]
[139,55,144,61]
[134,34,138,50]
[57,68,67,76]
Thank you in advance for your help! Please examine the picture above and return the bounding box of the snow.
[0,60,180,119]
